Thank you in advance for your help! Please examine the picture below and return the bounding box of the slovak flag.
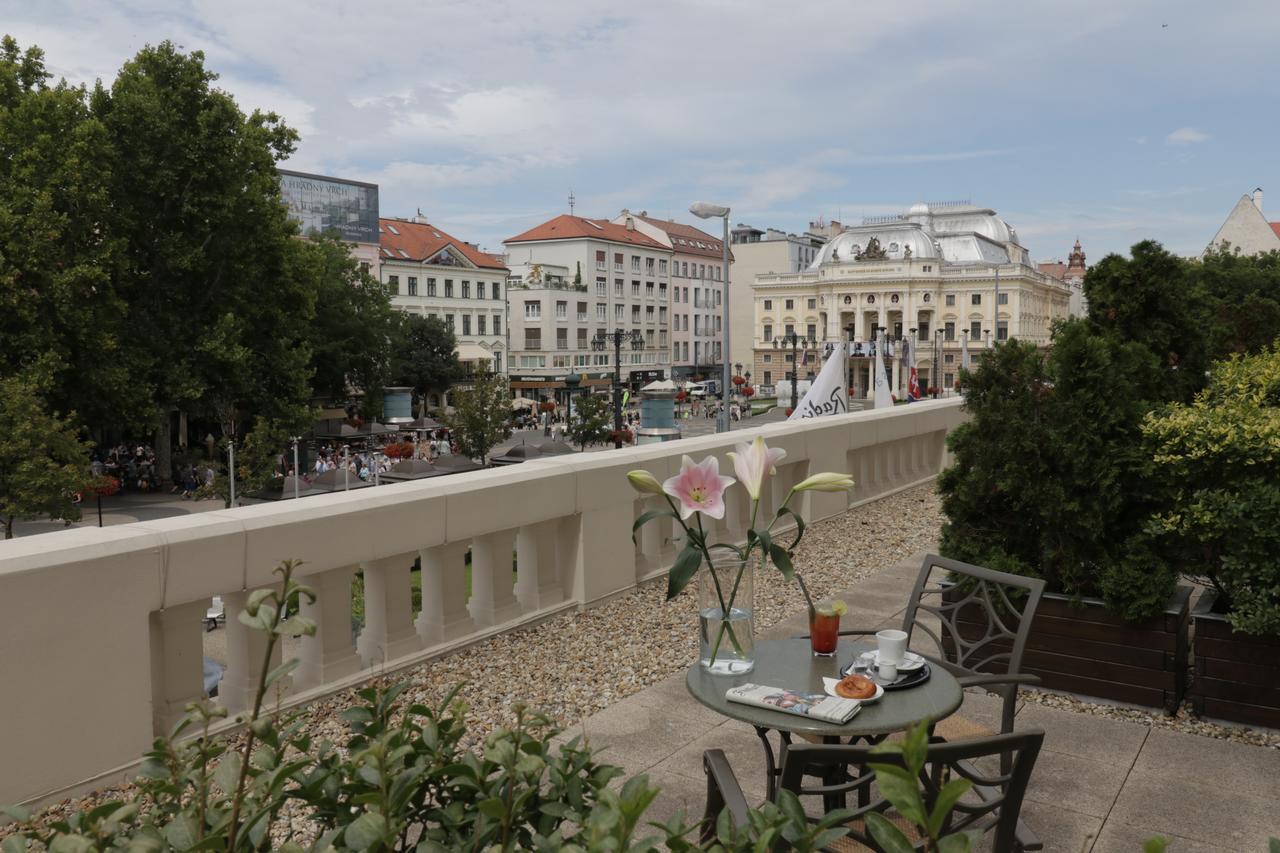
[907,367,921,402]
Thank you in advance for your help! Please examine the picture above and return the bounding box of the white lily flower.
[727,436,787,500]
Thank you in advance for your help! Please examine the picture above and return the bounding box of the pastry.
[834,674,876,700]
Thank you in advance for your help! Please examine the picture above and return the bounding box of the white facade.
[1206,189,1280,256]
[728,224,824,371]
[504,215,674,395]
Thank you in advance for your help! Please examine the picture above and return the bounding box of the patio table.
[686,637,963,799]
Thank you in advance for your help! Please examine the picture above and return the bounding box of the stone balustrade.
[0,398,964,807]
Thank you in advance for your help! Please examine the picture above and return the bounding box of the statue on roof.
[856,236,887,261]
[903,244,912,259]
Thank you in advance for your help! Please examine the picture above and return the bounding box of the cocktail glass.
[810,608,840,656]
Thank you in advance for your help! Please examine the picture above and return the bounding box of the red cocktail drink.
[810,610,840,656]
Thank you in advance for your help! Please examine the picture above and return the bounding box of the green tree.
[93,41,314,476]
[392,314,463,410]
[1195,246,1280,358]
[302,233,402,407]
[0,373,94,538]
[1143,346,1280,635]
[0,37,138,430]
[445,369,513,464]
[566,393,611,448]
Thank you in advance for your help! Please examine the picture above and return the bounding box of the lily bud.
[626,470,665,495]
[793,472,855,493]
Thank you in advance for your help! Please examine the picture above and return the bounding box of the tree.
[445,370,513,464]
[1195,246,1280,358]
[566,393,611,447]
[392,314,464,410]
[0,373,94,538]
[93,41,315,477]
[302,233,402,408]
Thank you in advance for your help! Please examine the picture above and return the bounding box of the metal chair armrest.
[702,749,752,832]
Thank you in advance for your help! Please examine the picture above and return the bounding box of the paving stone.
[1018,748,1130,818]
[1131,727,1280,801]
[1017,702,1150,768]
[574,699,721,775]
[1007,801,1102,853]
[1105,770,1278,849]
[655,721,771,804]
[1092,821,1236,853]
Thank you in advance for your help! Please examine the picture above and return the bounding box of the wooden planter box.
[1191,589,1280,728]
[945,585,1192,713]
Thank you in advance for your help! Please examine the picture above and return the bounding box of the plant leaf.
[632,507,678,544]
[666,544,703,600]
[1144,838,1171,853]
[926,777,972,838]
[343,812,387,850]
[938,832,973,853]
[768,543,794,580]
[163,813,199,850]
[864,812,915,853]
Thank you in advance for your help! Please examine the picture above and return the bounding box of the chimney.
[625,216,635,231]
[1253,187,1263,212]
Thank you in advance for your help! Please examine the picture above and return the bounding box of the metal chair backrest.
[778,729,1045,852]
[900,554,1045,680]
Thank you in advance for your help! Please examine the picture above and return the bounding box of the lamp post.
[290,436,301,500]
[592,328,644,448]
[227,439,236,508]
[564,370,582,450]
[934,329,944,398]
[773,330,811,412]
[689,201,731,434]
[908,327,918,399]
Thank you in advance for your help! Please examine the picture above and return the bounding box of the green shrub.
[1142,345,1280,635]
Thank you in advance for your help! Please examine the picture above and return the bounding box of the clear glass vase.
[698,554,755,674]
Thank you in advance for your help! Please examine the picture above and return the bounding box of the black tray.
[840,661,932,691]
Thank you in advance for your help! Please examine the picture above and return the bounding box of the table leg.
[752,726,792,801]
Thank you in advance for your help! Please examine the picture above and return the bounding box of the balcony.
[0,402,968,807]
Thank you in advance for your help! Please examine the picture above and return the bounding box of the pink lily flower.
[727,436,787,500]
[663,455,735,519]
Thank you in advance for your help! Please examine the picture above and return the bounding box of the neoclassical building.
[750,202,1072,397]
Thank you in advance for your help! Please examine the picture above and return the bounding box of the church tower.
[1066,238,1086,282]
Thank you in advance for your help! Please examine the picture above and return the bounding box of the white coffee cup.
[879,662,898,682]
[876,629,908,666]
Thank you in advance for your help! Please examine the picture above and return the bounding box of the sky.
[6,0,1280,264]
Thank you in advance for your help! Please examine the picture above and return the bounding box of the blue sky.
[6,0,1279,264]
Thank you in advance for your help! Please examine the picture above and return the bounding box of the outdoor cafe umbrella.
[511,396,539,409]
[308,468,374,492]
[379,459,443,482]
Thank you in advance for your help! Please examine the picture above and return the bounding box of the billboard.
[279,170,379,244]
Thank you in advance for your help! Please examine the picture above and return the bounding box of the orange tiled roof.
[634,213,734,261]
[1038,261,1067,281]
[379,218,507,270]
[1270,222,1280,239]
[505,214,668,249]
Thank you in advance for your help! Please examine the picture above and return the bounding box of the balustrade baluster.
[296,565,361,689]
[221,588,285,714]
[516,521,565,611]
[417,541,475,644]
[357,555,422,667]
[468,530,521,627]
[148,599,208,732]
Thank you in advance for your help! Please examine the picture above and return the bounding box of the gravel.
[13,481,1276,838]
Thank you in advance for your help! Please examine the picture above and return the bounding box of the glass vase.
[698,554,755,675]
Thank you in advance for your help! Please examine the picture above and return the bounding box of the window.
[646,258,655,274]
[462,315,471,335]
[997,322,1008,341]
[615,304,624,321]
[763,323,773,342]
[785,323,795,336]
[388,274,400,292]
[763,354,771,363]
[360,262,371,274]
[944,322,955,341]
[971,294,982,305]
[577,301,588,322]
[922,265,933,272]
[632,280,640,297]
[763,371,772,385]
[445,314,455,330]
[807,323,817,340]
[970,321,982,340]
[555,301,567,319]
[660,330,667,346]
[614,253,623,271]
[763,299,772,310]
[699,264,707,279]
[445,279,454,297]
[631,255,640,272]
[477,315,486,334]
[646,305,655,322]
[556,328,568,349]
[494,353,501,372]
[659,305,668,323]
[918,320,930,339]
[427,277,437,297]
[683,287,689,302]
[646,281,654,296]
[694,316,701,335]
[462,281,470,298]
[945,294,955,306]
[785,299,794,310]
[596,304,606,320]
[659,259,668,274]
[615,278,624,297]
[596,278,607,297]
[493,316,501,335]
[524,301,541,320]
[807,298,816,309]
[682,262,689,277]
[596,250,606,270]
[407,276,418,296]
[998,292,1009,305]
[631,305,640,322]
[693,288,701,308]
[659,282,667,298]
[577,328,588,348]
[492,282,501,300]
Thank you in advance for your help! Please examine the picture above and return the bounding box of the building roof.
[1038,261,1068,281]
[379,218,507,270]
[631,212,732,259]
[1271,223,1280,239]
[505,214,668,249]
[808,202,1027,268]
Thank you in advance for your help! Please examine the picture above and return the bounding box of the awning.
[456,343,493,362]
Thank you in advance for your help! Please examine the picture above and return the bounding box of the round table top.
[685,638,964,739]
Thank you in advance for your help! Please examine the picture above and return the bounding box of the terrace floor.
[568,555,1280,852]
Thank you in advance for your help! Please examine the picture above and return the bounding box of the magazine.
[725,683,862,724]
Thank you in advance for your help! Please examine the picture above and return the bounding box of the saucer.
[862,650,926,671]
[822,677,885,703]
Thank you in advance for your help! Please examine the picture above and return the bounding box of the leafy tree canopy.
[566,393,612,448]
[392,314,464,403]
[445,369,512,464]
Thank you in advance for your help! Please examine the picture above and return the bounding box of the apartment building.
[727,223,825,370]
[504,214,674,396]
[378,216,509,374]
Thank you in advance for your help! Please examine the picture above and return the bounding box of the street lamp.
[689,201,732,435]
[564,371,582,451]
[592,328,644,448]
[908,328,918,399]
[934,329,944,398]
[773,330,812,412]
[290,436,301,500]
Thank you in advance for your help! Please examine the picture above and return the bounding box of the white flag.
[788,343,849,420]
[961,331,970,372]
[873,331,893,409]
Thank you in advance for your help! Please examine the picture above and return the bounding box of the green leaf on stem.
[343,812,387,849]
[926,777,972,838]
[632,507,678,545]
[666,544,703,601]
[768,543,794,580]
[938,833,973,853]
[864,812,915,853]
[775,505,807,551]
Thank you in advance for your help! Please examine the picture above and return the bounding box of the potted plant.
[627,437,853,673]
[1143,347,1280,726]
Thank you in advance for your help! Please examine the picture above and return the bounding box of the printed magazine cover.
[725,683,862,724]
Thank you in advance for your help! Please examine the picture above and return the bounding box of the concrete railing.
[0,398,965,806]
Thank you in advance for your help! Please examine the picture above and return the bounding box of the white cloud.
[1166,127,1210,145]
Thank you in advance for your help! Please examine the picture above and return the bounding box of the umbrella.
[309,468,373,491]
[432,454,482,473]
[408,416,442,430]
[511,396,539,409]
[539,440,578,456]
[380,459,443,482]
